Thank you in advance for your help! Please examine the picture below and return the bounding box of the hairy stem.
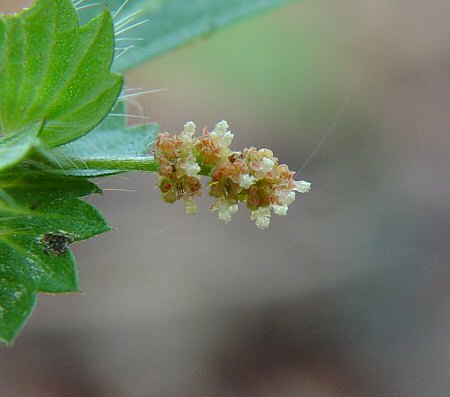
[63,156,213,176]
[32,150,215,176]
[67,156,159,172]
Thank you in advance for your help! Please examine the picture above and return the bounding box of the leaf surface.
[53,102,158,176]
[0,170,109,344]
[0,122,42,172]
[78,0,300,72]
[0,0,122,150]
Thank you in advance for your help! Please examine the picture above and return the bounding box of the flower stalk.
[62,156,160,172]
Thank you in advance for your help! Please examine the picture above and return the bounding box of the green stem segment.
[34,151,214,177]
[61,156,212,176]
[67,156,160,172]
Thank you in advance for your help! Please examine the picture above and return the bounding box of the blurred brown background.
[1,0,450,396]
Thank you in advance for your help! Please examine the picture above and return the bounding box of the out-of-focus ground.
[1,1,450,396]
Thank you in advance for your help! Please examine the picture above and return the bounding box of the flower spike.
[154,121,310,229]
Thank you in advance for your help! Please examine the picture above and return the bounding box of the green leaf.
[51,102,158,176]
[0,122,42,172]
[0,171,109,344]
[0,0,122,149]
[79,0,300,72]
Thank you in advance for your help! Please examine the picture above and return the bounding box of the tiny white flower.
[229,204,238,215]
[255,216,270,230]
[272,204,288,216]
[183,161,201,177]
[218,212,231,223]
[212,120,234,149]
[214,120,229,135]
[220,131,234,148]
[238,173,256,189]
[250,207,271,230]
[183,121,196,136]
[215,198,238,223]
[261,157,275,172]
[218,206,238,223]
[295,180,311,193]
[277,189,296,205]
[184,198,197,215]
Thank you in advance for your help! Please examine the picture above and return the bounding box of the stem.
[34,150,213,176]
[63,156,212,176]
[67,156,159,172]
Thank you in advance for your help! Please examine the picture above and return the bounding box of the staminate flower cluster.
[154,121,311,229]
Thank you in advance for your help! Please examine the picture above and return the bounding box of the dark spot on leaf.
[40,232,73,256]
